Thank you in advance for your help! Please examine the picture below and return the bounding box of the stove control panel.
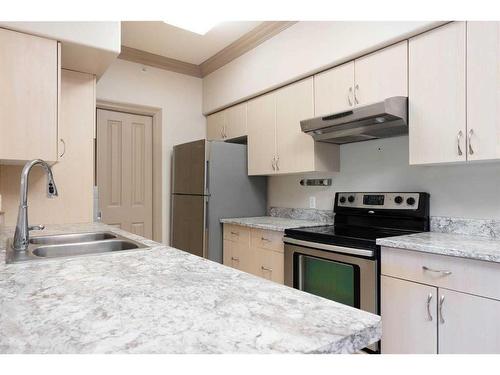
[337,192,421,210]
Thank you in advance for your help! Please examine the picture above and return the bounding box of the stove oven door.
[284,239,379,352]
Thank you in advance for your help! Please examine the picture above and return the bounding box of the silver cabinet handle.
[439,295,445,324]
[28,224,45,231]
[422,266,452,276]
[231,256,239,261]
[354,84,359,104]
[457,130,463,156]
[261,237,271,242]
[426,293,433,321]
[275,155,280,171]
[261,265,273,272]
[347,87,353,106]
[230,231,239,236]
[223,125,227,139]
[468,129,474,155]
[271,156,276,171]
[59,138,66,158]
[220,126,224,139]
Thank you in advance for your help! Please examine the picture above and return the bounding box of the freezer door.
[171,194,206,257]
[172,139,206,195]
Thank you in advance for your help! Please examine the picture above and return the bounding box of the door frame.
[96,100,163,243]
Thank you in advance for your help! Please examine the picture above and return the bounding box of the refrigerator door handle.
[203,196,209,258]
[205,159,210,195]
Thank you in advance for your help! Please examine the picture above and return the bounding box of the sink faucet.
[12,159,58,252]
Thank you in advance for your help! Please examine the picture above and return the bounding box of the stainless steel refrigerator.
[171,139,267,263]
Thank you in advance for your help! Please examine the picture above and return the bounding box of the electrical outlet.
[309,196,316,209]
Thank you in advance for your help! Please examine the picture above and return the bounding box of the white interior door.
[97,109,153,239]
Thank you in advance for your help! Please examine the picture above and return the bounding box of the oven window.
[298,254,360,308]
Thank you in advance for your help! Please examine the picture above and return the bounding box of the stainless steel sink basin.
[6,231,148,263]
[32,239,142,258]
[29,232,117,245]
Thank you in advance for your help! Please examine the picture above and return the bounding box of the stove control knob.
[348,195,355,203]
[394,196,403,204]
[406,197,416,206]
[339,196,346,203]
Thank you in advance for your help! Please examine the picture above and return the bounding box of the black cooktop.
[284,224,420,251]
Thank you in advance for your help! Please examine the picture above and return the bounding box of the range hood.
[301,96,408,144]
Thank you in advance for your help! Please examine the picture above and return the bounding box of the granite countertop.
[377,232,500,263]
[220,216,327,232]
[0,223,380,353]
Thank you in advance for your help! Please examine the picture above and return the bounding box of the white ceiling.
[121,21,263,65]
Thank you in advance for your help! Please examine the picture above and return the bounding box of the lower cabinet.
[381,247,500,354]
[223,224,284,284]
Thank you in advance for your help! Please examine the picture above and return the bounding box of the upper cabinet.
[409,22,467,165]
[466,21,500,161]
[206,111,225,141]
[354,41,408,106]
[314,62,354,116]
[206,102,247,141]
[0,28,60,163]
[248,78,339,176]
[314,41,408,116]
[409,21,500,165]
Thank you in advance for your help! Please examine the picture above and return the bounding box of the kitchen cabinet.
[354,41,407,106]
[224,102,247,140]
[223,224,284,284]
[381,246,500,354]
[248,78,339,176]
[314,62,355,116]
[0,69,95,225]
[206,111,225,141]
[0,27,60,163]
[466,21,500,161]
[381,275,437,354]
[206,102,247,141]
[438,288,500,354]
[313,42,407,117]
[247,91,277,175]
[409,22,467,164]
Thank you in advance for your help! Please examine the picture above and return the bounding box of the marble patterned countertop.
[0,223,380,353]
[220,216,327,232]
[377,232,500,263]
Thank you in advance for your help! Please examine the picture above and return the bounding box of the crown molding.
[118,21,297,78]
[119,46,202,78]
[199,21,297,77]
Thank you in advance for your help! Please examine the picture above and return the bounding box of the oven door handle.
[283,237,374,257]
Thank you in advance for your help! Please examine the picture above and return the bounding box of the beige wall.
[268,136,500,219]
[96,59,206,244]
[203,21,442,114]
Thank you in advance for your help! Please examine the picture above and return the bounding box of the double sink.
[6,231,147,263]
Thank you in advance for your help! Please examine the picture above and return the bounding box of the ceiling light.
[164,20,220,35]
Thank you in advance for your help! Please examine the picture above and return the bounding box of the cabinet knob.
[261,266,272,272]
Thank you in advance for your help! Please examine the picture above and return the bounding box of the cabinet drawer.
[223,224,250,244]
[381,246,500,301]
[252,247,284,284]
[250,228,284,253]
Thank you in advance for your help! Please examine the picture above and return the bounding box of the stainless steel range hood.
[301,96,408,144]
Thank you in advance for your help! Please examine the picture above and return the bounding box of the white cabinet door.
[314,61,355,116]
[354,41,408,106]
[206,111,225,141]
[467,21,500,161]
[438,288,500,354]
[275,78,315,174]
[381,276,438,354]
[225,102,247,140]
[0,28,59,162]
[409,22,467,165]
[247,92,276,175]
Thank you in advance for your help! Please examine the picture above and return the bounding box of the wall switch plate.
[309,196,316,209]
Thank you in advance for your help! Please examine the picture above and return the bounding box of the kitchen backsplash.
[268,207,333,223]
[270,206,500,239]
